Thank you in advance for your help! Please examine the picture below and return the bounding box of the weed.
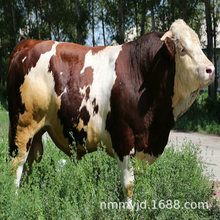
[0,132,219,219]
[175,92,220,135]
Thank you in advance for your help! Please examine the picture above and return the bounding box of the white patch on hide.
[22,56,27,63]
[79,46,122,150]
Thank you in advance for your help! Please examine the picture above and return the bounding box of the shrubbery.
[0,131,219,219]
[175,91,220,135]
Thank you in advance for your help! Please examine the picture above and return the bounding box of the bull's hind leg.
[11,128,33,187]
[11,126,43,187]
[9,110,46,187]
[24,129,45,176]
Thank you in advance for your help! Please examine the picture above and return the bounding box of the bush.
[0,131,219,219]
[175,91,220,135]
[0,85,8,111]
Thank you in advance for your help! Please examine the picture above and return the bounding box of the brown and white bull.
[7,19,214,205]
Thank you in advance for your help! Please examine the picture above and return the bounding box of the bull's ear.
[164,37,175,57]
[161,30,172,41]
[161,30,175,57]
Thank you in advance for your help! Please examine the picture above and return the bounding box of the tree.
[99,0,106,45]
[204,0,216,98]
[0,0,24,86]
[140,0,147,35]
[117,0,125,44]
[212,0,219,94]
[0,0,218,87]
[91,0,96,46]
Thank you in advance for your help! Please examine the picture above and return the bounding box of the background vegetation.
[0,0,219,97]
[175,91,220,135]
[0,129,219,219]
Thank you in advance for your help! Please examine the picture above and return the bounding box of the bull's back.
[7,39,122,157]
[8,40,59,124]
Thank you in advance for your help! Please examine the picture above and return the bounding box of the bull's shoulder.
[8,39,55,74]
[11,39,43,57]
[55,43,107,61]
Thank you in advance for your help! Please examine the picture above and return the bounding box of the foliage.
[0,125,219,219]
[0,0,219,87]
[0,85,7,111]
[0,86,8,136]
[175,91,220,135]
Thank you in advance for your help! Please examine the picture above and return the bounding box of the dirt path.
[168,130,220,180]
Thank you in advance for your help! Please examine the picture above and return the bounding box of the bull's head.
[161,19,215,120]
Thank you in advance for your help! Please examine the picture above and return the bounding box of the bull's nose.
[206,65,215,75]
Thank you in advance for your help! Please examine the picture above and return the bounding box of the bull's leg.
[9,118,46,187]
[107,118,135,209]
[24,129,45,177]
[117,155,135,210]
[12,135,32,187]
[12,130,45,187]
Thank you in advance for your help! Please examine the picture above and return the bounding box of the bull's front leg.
[107,118,136,209]
[117,154,135,210]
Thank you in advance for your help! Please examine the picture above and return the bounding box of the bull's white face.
[161,19,215,120]
[172,20,214,89]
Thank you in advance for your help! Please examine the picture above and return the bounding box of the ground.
[169,130,220,202]
[169,130,220,180]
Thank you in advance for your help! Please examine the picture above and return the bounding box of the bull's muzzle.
[206,65,215,80]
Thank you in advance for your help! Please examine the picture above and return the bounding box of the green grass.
[175,92,220,135]
[0,86,8,136]
[0,110,8,136]
[0,131,219,219]
[0,85,8,111]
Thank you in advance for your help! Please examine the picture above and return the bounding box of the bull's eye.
[180,48,186,56]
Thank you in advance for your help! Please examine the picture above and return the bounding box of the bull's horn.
[161,30,173,41]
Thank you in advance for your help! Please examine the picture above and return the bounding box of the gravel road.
[168,130,220,180]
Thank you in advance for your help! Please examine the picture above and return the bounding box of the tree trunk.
[35,4,41,39]
[134,1,138,37]
[170,0,175,22]
[183,4,188,22]
[213,0,218,94]
[39,0,43,39]
[141,0,147,36]
[150,3,155,31]
[101,8,106,46]
[92,0,95,46]
[10,0,17,42]
[49,21,52,40]
[118,0,125,44]
[161,0,166,30]
[57,25,60,41]
[204,0,216,98]
[75,0,83,44]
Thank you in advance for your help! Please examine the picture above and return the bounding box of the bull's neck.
[172,79,200,120]
[128,38,176,116]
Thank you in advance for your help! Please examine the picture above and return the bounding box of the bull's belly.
[83,116,114,156]
[47,111,114,158]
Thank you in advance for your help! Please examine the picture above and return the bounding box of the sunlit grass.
[0,129,219,219]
